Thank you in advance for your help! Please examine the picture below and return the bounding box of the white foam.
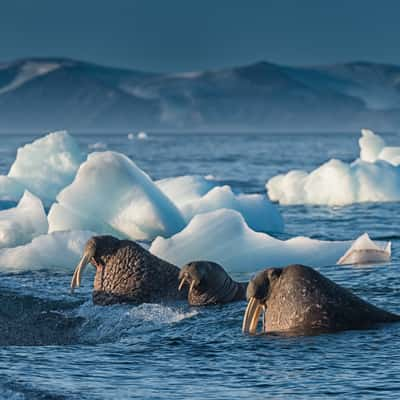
[0,230,94,271]
[267,129,400,205]
[76,301,197,343]
[0,191,48,249]
[150,209,388,272]
[0,131,84,204]
[48,151,186,241]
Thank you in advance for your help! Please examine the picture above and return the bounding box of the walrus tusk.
[188,280,196,297]
[178,277,186,291]
[70,252,91,293]
[242,297,264,334]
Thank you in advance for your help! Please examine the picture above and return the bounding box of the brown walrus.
[243,264,400,335]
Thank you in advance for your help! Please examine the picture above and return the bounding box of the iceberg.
[150,209,389,272]
[267,129,400,205]
[48,151,186,241]
[157,175,283,233]
[337,233,391,265]
[0,191,48,249]
[0,131,84,203]
[0,230,94,271]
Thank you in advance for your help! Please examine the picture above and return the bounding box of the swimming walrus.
[71,235,187,305]
[243,264,400,336]
[71,236,245,306]
[178,261,247,306]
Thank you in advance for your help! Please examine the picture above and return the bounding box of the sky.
[1,0,399,72]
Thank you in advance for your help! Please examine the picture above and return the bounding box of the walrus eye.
[242,297,265,334]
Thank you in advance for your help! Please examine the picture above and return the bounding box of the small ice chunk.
[127,133,135,140]
[88,142,107,150]
[48,151,186,241]
[0,230,94,271]
[137,132,148,140]
[337,233,391,265]
[0,191,48,249]
[150,209,351,272]
[1,131,84,203]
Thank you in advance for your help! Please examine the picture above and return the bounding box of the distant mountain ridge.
[1,57,400,132]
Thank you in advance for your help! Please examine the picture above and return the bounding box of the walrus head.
[178,261,246,306]
[242,268,282,334]
[71,235,184,305]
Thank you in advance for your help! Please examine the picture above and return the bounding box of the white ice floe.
[150,209,389,272]
[0,230,94,271]
[0,191,48,249]
[337,233,391,265]
[267,129,400,205]
[127,133,135,140]
[157,175,284,233]
[48,151,186,241]
[0,131,84,203]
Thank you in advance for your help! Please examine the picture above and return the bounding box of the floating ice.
[150,209,388,272]
[137,131,148,140]
[48,151,186,241]
[0,230,94,271]
[0,191,48,249]
[157,175,283,232]
[267,129,400,205]
[337,233,391,265]
[156,175,217,209]
[127,133,135,140]
[0,131,84,204]
[88,141,107,150]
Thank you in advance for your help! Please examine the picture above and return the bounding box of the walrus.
[178,261,247,306]
[243,264,400,335]
[71,235,187,305]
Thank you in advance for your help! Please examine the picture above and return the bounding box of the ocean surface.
[1,132,400,399]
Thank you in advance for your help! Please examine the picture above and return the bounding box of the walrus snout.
[242,268,281,334]
[70,238,97,293]
[178,262,206,296]
[242,270,270,334]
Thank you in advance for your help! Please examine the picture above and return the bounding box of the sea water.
[0,132,399,399]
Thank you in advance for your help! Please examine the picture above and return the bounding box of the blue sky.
[1,0,399,72]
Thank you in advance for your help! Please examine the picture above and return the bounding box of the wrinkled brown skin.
[249,264,400,334]
[179,261,247,306]
[85,236,187,305]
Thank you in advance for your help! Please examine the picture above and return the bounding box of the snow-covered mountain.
[1,58,400,132]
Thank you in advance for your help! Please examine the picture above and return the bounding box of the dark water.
[1,132,400,399]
